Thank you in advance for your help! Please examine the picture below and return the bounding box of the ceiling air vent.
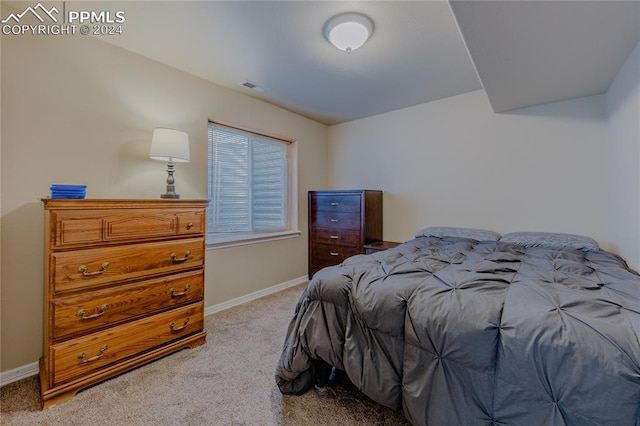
[239,80,265,93]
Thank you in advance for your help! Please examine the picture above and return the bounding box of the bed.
[275,227,640,425]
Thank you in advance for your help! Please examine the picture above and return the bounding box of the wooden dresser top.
[42,199,210,210]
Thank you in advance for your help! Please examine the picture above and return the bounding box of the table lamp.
[149,128,190,199]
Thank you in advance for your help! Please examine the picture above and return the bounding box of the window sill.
[206,230,301,250]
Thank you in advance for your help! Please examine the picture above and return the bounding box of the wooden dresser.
[308,190,382,278]
[40,199,208,408]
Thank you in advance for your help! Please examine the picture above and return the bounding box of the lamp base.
[160,193,181,199]
[160,161,181,199]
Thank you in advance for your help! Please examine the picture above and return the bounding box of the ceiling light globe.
[329,22,370,52]
[324,12,374,53]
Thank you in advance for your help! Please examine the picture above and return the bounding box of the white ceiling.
[80,1,640,124]
[450,0,640,113]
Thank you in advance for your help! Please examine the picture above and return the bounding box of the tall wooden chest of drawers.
[308,190,382,278]
[40,199,209,408]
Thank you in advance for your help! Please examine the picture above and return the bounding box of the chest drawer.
[51,270,204,340]
[49,302,204,386]
[311,243,360,267]
[50,208,205,248]
[311,194,361,213]
[311,211,361,231]
[177,211,206,235]
[311,228,361,248]
[51,238,203,294]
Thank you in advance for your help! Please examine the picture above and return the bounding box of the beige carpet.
[1,283,409,425]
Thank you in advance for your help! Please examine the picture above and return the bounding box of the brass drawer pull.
[171,250,191,263]
[170,284,190,297]
[78,345,108,363]
[78,262,109,276]
[330,202,340,206]
[329,235,339,239]
[330,218,339,223]
[170,317,190,332]
[186,222,194,229]
[330,252,340,256]
[77,304,109,320]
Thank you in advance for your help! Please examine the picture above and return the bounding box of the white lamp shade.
[150,128,190,162]
[324,13,373,52]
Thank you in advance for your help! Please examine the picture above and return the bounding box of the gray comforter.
[275,236,640,425]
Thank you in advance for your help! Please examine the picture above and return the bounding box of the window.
[207,122,298,246]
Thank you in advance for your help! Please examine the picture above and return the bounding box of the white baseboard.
[0,361,39,387]
[204,275,307,316]
[0,276,308,388]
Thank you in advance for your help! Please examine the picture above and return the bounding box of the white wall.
[328,90,609,247]
[605,41,640,272]
[1,33,327,371]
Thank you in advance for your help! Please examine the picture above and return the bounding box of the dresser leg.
[39,358,80,409]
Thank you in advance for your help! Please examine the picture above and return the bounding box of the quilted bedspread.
[275,236,640,425]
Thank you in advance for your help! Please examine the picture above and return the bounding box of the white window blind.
[208,123,289,241]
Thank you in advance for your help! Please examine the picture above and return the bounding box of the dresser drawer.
[311,194,361,213]
[51,270,204,340]
[312,212,361,230]
[311,228,361,248]
[49,302,204,386]
[51,238,204,294]
[177,211,206,235]
[311,243,360,267]
[50,208,205,248]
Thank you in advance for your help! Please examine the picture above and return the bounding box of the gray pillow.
[415,226,502,242]
[500,232,599,251]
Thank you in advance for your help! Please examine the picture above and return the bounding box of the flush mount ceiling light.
[324,12,374,53]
